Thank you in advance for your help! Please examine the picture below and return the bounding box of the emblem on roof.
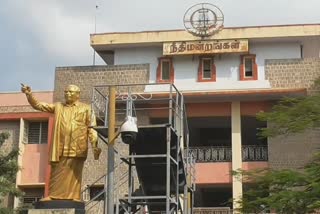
[183,3,224,38]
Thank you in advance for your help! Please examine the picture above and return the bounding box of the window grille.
[90,186,104,201]
[28,121,48,144]
[203,59,212,79]
[23,196,42,204]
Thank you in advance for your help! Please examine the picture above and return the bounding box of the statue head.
[64,84,80,105]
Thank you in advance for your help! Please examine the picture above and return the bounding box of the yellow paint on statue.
[21,84,101,201]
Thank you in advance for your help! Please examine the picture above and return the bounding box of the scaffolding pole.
[106,86,116,214]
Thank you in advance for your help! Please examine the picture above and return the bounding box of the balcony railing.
[242,145,268,161]
[187,145,268,163]
[188,146,232,162]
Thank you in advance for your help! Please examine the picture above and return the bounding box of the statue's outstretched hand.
[21,83,32,95]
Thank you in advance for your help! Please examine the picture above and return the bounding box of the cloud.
[0,0,103,91]
[3,0,97,64]
[94,0,320,31]
[3,0,319,65]
[0,0,319,92]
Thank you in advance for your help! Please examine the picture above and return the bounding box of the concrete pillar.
[14,118,25,208]
[231,102,243,212]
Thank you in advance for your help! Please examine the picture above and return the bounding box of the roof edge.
[91,23,320,36]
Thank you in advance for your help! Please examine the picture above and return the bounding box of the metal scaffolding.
[89,83,195,214]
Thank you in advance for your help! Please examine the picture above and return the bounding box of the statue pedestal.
[28,209,79,214]
[28,200,85,214]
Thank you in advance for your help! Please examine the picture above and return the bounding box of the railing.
[83,158,131,213]
[188,145,268,162]
[193,207,231,214]
[242,145,268,161]
[188,146,232,162]
[184,154,196,191]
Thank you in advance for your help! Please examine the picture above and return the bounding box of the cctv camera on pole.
[120,116,138,144]
[120,90,138,145]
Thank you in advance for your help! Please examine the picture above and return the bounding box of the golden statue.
[21,84,101,201]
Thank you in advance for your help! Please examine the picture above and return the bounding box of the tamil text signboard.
[163,39,248,55]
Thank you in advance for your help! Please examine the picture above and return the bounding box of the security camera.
[120,116,138,144]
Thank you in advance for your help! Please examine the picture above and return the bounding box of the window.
[156,57,174,83]
[90,186,104,201]
[240,54,258,81]
[28,121,48,144]
[198,57,216,82]
[22,188,44,207]
[23,196,42,205]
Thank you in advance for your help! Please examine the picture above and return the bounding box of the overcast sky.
[0,0,319,92]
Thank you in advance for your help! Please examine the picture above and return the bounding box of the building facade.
[0,92,53,209]
[89,23,320,211]
[1,23,319,212]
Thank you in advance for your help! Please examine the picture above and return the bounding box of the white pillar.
[14,118,25,208]
[231,102,243,212]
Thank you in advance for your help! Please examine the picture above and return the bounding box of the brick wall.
[53,64,150,203]
[266,58,320,169]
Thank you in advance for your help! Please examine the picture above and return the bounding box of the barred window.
[28,121,48,144]
[203,59,213,79]
[23,196,42,204]
[22,187,44,206]
[90,186,104,201]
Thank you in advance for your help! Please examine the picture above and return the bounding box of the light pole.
[93,4,98,65]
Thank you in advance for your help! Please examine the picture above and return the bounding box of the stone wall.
[266,58,320,92]
[266,58,320,169]
[0,121,20,208]
[0,121,20,156]
[0,106,37,113]
[53,64,150,207]
[268,129,320,169]
[54,64,150,103]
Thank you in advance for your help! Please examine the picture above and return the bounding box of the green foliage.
[257,95,320,137]
[0,208,15,214]
[236,154,320,213]
[257,79,320,138]
[236,168,310,213]
[237,79,320,213]
[0,132,21,213]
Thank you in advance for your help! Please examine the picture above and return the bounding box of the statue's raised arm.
[21,83,55,113]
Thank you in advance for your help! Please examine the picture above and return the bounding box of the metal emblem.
[183,3,224,37]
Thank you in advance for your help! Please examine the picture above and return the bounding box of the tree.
[236,79,320,213]
[237,155,320,213]
[0,132,21,214]
[257,79,320,138]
